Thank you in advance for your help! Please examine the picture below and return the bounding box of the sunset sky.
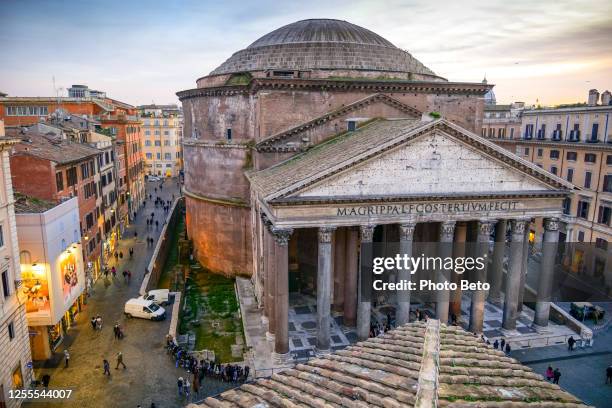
[1,0,610,106]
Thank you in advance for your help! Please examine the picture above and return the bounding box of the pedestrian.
[567,336,576,351]
[114,323,120,339]
[553,368,561,384]
[500,338,506,350]
[42,373,51,388]
[114,252,119,261]
[606,365,612,384]
[149,194,152,200]
[155,220,159,230]
[133,211,137,219]
[545,366,554,382]
[115,351,126,369]
[103,359,111,376]
[154,187,157,193]
[150,404,156,408]
[183,379,190,398]
[127,270,131,284]
[505,343,511,354]
[119,251,123,260]
[96,315,103,330]
[111,268,117,279]
[104,267,109,279]
[134,231,138,239]
[122,270,127,282]
[63,349,70,368]
[91,317,97,330]
[493,339,499,349]
[129,248,134,259]
[177,377,183,395]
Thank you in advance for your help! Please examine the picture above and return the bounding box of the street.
[26,179,233,408]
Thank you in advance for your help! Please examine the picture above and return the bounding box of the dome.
[209,19,439,79]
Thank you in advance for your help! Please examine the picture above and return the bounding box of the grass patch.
[157,215,185,290]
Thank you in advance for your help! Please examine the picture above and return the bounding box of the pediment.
[256,93,421,152]
[292,129,562,199]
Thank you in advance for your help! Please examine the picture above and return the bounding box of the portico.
[248,118,573,358]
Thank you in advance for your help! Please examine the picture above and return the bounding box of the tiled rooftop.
[194,320,588,407]
[14,193,59,213]
[7,128,100,164]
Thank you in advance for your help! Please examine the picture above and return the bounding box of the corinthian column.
[343,227,359,327]
[469,220,495,333]
[488,220,507,305]
[534,218,560,328]
[271,227,293,360]
[357,225,375,341]
[316,227,335,352]
[396,222,416,326]
[502,219,527,331]
[436,221,456,324]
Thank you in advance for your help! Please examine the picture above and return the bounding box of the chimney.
[601,90,612,106]
[588,89,599,106]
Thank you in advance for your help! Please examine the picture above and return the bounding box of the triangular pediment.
[249,119,573,202]
[256,93,421,151]
[293,129,558,199]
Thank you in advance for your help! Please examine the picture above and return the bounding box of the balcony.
[586,135,600,143]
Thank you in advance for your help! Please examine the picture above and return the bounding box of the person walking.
[500,338,506,350]
[553,368,561,384]
[129,248,134,259]
[545,366,554,382]
[96,315,103,330]
[114,252,119,262]
[115,351,126,369]
[183,378,190,398]
[493,339,499,349]
[567,336,576,351]
[177,377,184,395]
[504,343,511,354]
[114,323,120,339]
[127,270,132,284]
[119,251,123,260]
[42,373,51,388]
[155,220,159,230]
[111,267,117,280]
[606,365,612,384]
[103,359,111,376]
[91,317,97,330]
[63,349,70,368]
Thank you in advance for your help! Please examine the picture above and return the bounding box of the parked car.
[141,288,170,306]
[569,302,605,321]
[124,298,166,320]
[147,176,161,182]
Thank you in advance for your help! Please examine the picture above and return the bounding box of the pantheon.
[177,19,572,359]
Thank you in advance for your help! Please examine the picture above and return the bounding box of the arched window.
[19,250,31,265]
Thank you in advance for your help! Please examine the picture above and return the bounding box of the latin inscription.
[336,201,520,217]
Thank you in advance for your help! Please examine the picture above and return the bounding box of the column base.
[487,295,503,307]
[501,328,519,337]
[272,351,292,366]
[265,332,275,342]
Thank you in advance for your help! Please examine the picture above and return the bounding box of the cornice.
[494,138,612,151]
[176,79,491,101]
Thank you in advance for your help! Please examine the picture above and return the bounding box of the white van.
[141,289,170,306]
[124,298,166,320]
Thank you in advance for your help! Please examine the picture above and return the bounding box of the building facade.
[488,90,612,247]
[138,104,183,177]
[8,127,103,282]
[15,196,84,361]
[0,121,33,408]
[179,19,574,360]
[481,102,524,140]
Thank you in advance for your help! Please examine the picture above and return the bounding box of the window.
[145,130,151,136]
[66,167,78,186]
[537,148,543,157]
[550,150,560,159]
[156,153,161,160]
[537,124,546,139]
[590,123,599,142]
[8,321,14,340]
[585,153,596,163]
[607,155,612,165]
[524,147,529,156]
[0,224,4,247]
[603,175,612,193]
[55,171,64,191]
[584,171,592,188]
[577,231,585,242]
[1,270,9,298]
[164,153,171,160]
[86,213,94,229]
[145,140,151,146]
[577,200,590,219]
[146,153,152,159]
[552,124,562,140]
[226,128,232,141]
[5,105,48,116]
[154,140,161,146]
[164,130,169,136]
[164,140,171,146]
[597,205,611,226]
[510,128,515,138]
[567,168,574,183]
[524,124,534,139]
[550,166,558,175]
[595,238,608,250]
[154,130,161,135]
[566,151,577,161]
[562,197,571,215]
[569,124,580,141]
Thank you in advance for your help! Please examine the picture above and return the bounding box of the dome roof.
[247,19,395,48]
[209,19,439,79]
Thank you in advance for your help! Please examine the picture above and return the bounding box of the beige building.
[481,102,524,140]
[139,104,183,177]
[490,89,612,248]
[0,119,33,408]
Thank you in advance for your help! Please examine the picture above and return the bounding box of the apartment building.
[487,89,612,248]
[0,119,33,408]
[138,104,183,177]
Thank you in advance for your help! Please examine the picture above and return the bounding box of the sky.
[0,0,610,106]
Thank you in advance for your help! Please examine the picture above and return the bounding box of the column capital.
[509,218,528,235]
[260,212,272,228]
[399,222,417,242]
[271,227,293,246]
[318,227,336,243]
[477,220,496,237]
[544,217,560,231]
[359,225,375,243]
[439,221,456,241]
